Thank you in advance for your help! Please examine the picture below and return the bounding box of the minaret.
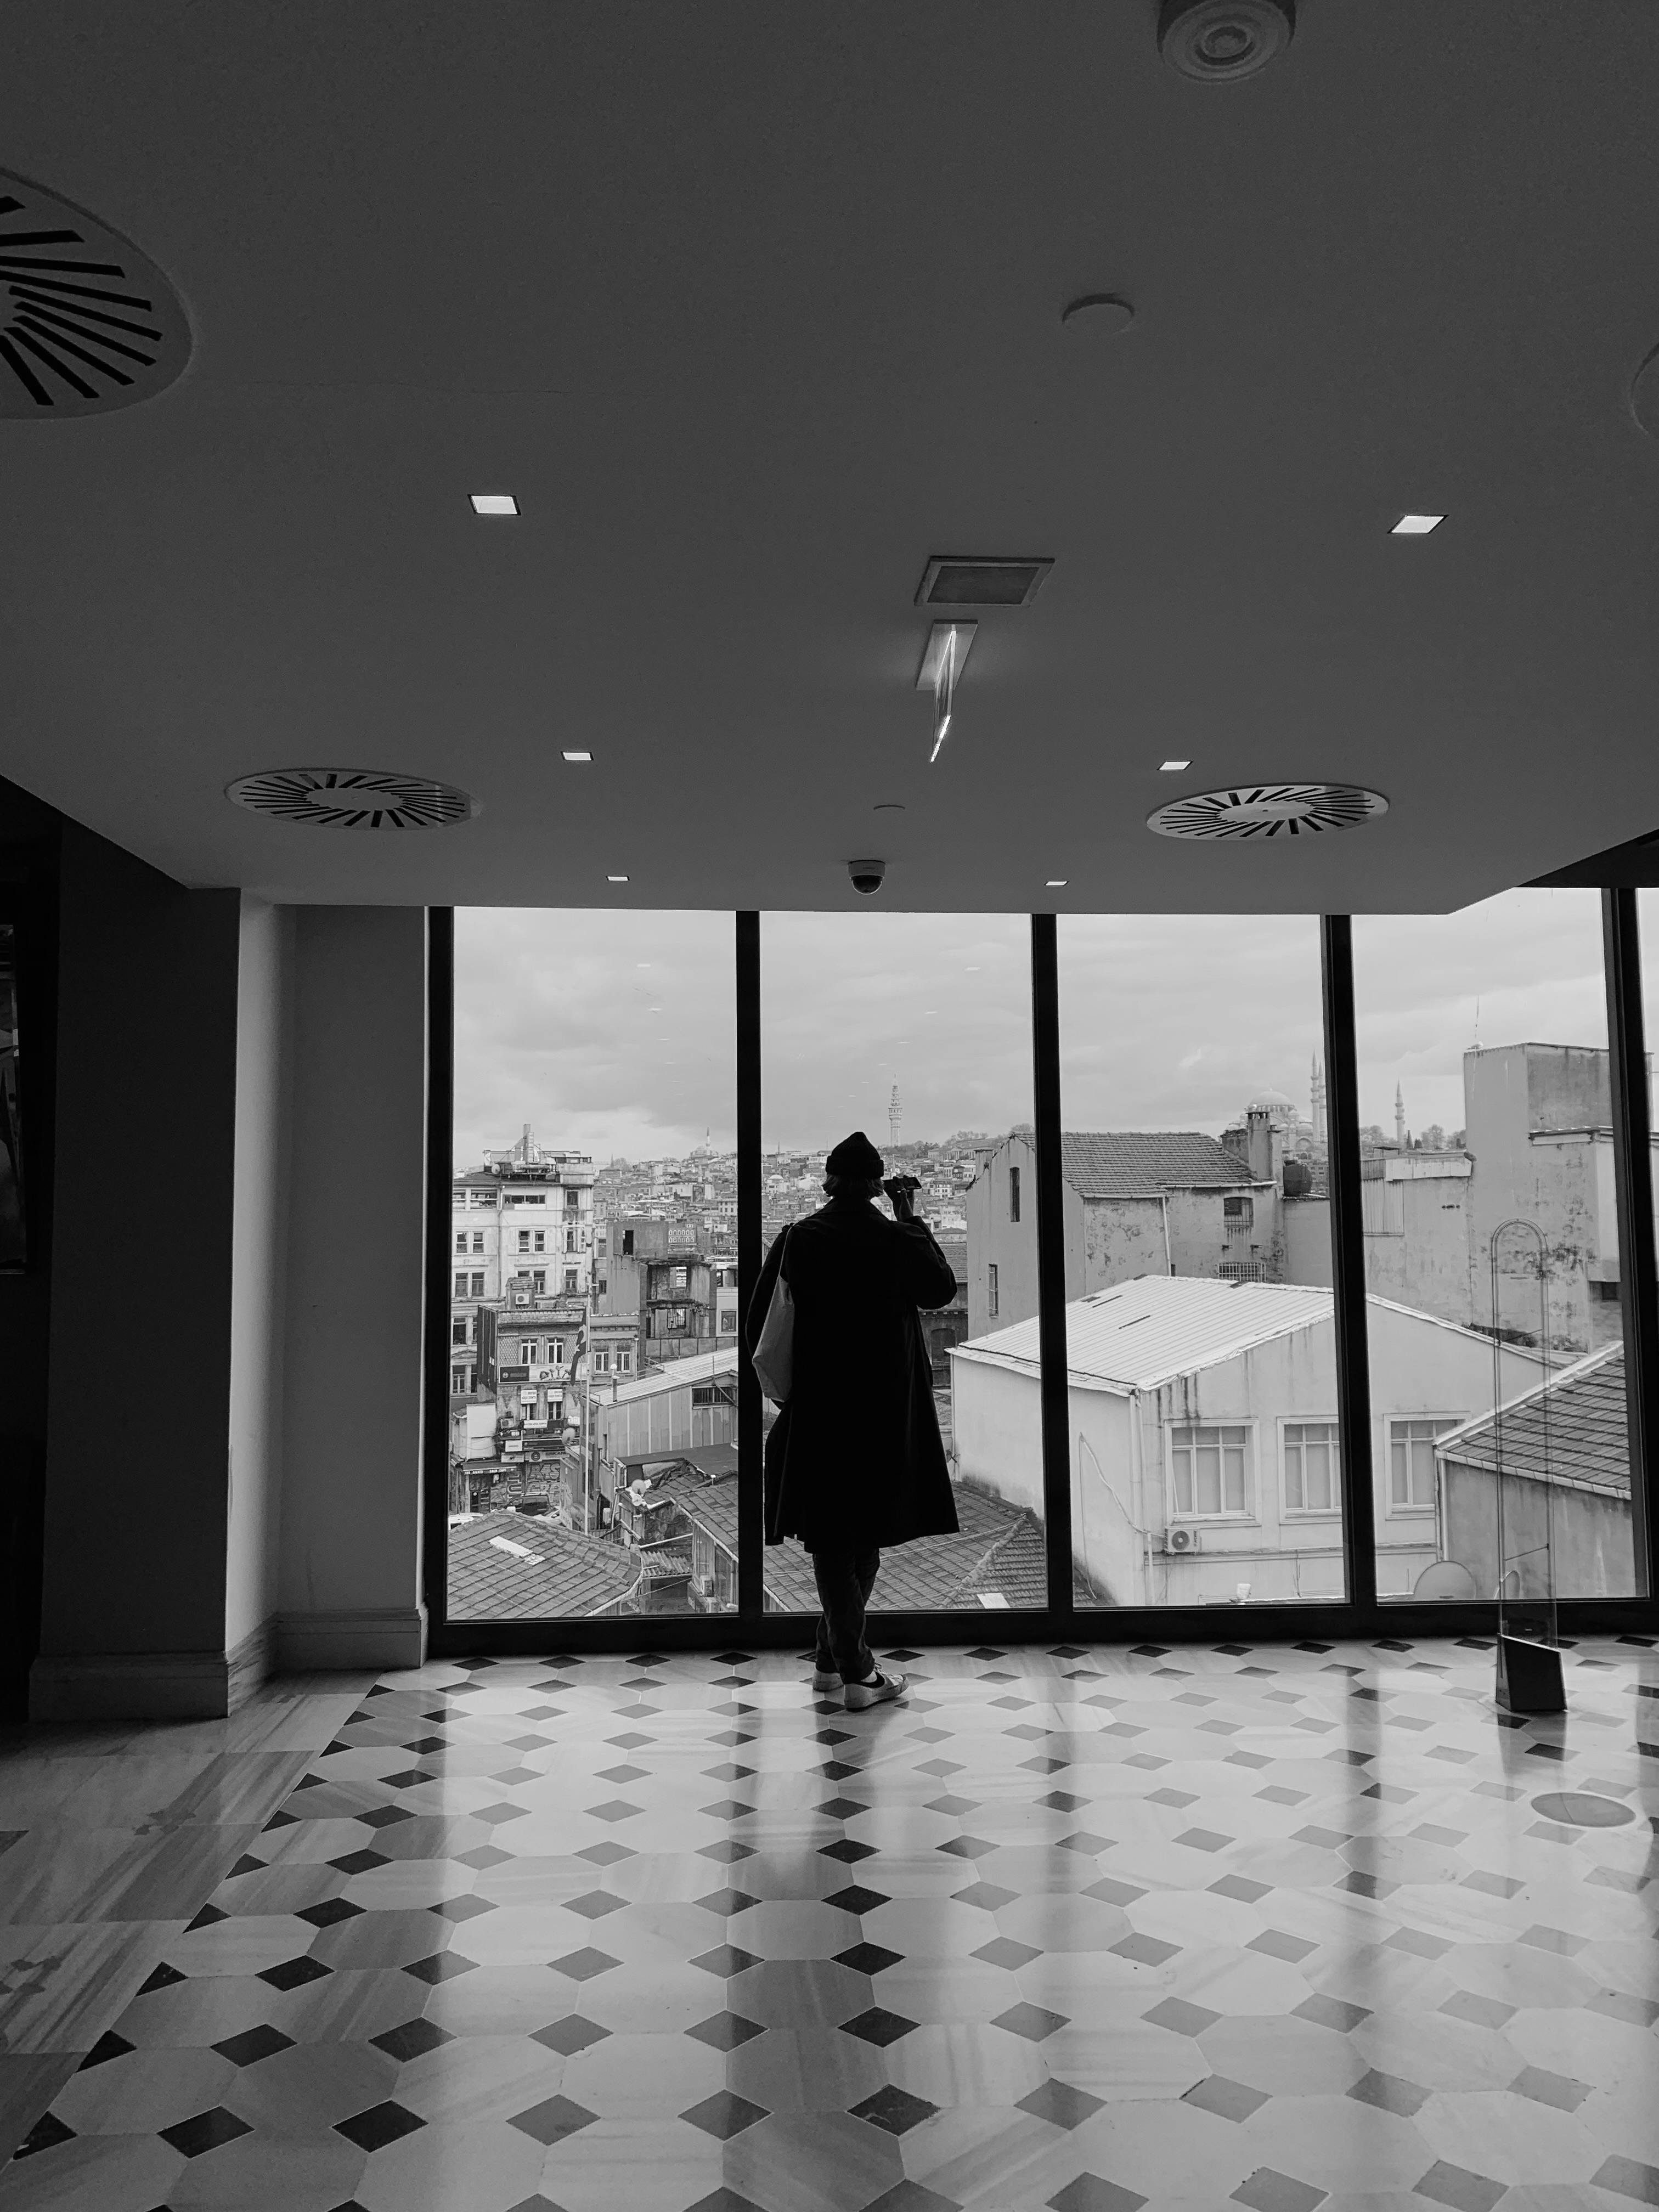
[1310,1057,1326,1148]
[889,1084,902,1151]
[1394,1084,1406,1148]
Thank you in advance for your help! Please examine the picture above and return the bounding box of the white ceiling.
[3,2,1659,914]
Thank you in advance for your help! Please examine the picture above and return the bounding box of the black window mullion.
[1031,913,1074,1618]
[1321,916,1378,1615]
[736,912,765,1620]
[422,907,456,1632]
[1602,888,1657,1599]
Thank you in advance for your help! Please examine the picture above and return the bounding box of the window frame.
[422,905,1659,1655]
[1166,1419,1257,1523]
[1386,1414,1459,1515]
[1280,1416,1343,1517]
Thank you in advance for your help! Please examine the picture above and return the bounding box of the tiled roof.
[1436,1344,1630,1496]
[641,1465,1092,1611]
[446,1513,641,1620]
[1060,1131,1254,1196]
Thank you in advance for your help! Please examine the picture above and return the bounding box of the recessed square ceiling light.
[607,873,629,883]
[562,749,592,763]
[1160,759,1190,771]
[470,493,518,516]
[1390,513,1443,535]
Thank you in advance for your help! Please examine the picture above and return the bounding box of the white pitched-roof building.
[950,1274,1545,1606]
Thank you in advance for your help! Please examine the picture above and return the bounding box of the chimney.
[1245,1107,1274,1183]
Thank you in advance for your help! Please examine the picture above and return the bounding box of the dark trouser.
[811,1546,881,1681]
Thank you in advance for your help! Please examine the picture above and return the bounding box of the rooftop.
[1059,1131,1256,1198]
[605,1344,739,1404]
[446,1513,641,1620]
[1436,1344,1630,1498]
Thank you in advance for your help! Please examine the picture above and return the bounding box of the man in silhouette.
[747,1130,959,1708]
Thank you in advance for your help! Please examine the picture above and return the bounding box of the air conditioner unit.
[1165,1524,1198,1554]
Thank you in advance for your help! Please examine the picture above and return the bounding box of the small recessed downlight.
[1161,759,1190,771]
[470,493,518,516]
[1391,513,1443,535]
[563,750,592,763]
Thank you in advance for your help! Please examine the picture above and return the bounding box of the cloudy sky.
[453,889,1627,1170]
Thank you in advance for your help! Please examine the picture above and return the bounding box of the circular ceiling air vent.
[226,768,479,831]
[0,170,191,418]
[1148,783,1388,841]
[1158,0,1295,82]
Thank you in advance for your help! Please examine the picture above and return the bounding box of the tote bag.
[751,1232,794,1403]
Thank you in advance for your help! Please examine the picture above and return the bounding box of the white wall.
[953,1301,1548,1609]
[278,907,430,1670]
[224,897,294,1662]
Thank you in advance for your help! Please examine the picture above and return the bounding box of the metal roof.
[954,1273,1336,1393]
[605,1344,738,1405]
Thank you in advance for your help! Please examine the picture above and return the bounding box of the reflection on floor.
[3,1635,1658,2211]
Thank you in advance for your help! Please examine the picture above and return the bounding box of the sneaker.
[811,1667,842,1694]
[844,1667,907,1712]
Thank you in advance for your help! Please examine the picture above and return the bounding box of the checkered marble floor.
[4,1634,1658,2212]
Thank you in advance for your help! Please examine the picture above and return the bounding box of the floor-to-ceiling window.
[447,908,739,1620]
[759,912,1049,1613]
[1054,917,1346,1607]
[1352,888,1637,1601]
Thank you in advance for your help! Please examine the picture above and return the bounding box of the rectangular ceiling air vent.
[915,555,1054,608]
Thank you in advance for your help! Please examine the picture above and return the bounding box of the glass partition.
[447,909,738,1620]
[759,913,1046,1612]
[1055,917,1344,1606]
[1353,888,1637,1601]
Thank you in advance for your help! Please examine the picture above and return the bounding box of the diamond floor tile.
[5,1636,1657,2212]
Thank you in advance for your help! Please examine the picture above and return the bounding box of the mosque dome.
[1247,1087,1297,1114]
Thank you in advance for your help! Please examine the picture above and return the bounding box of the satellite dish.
[1412,1561,1477,1601]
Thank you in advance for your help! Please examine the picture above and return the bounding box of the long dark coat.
[746,1194,961,1554]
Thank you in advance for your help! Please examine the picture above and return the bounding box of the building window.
[451,1318,467,1346]
[988,1262,999,1318]
[566,1229,576,1252]
[534,1230,545,1252]
[597,1277,608,1295]
[566,1189,580,1210]
[1170,1424,1251,1517]
[451,1365,467,1393]
[673,1265,688,1290]
[617,1348,632,1372]
[594,1349,611,1373]
[522,1340,540,1364]
[454,1231,468,1255]
[1223,1195,1253,1238]
[1390,1417,1457,1510]
[1217,1260,1266,1283]
[533,1270,547,1293]
[622,1228,635,1256]
[454,1270,469,1296]
[518,1229,531,1252]
[1008,1165,1020,1223]
[1284,1421,1340,1513]
[472,1231,484,1252]
[471,1271,485,1295]
[1592,1279,1621,1303]
[565,1269,578,1291]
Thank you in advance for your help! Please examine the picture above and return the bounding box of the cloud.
[454,888,1628,1170]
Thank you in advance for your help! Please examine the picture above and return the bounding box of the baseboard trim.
[275,1605,427,1672]
[31,1649,231,1722]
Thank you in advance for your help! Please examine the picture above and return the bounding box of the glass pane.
[1056,918,1343,1606]
[447,909,737,1620]
[1353,887,1635,1602]
[759,913,1044,1613]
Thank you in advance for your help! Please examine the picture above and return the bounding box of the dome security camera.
[847,857,886,896]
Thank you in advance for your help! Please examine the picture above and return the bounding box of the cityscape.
[449,898,1641,1621]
